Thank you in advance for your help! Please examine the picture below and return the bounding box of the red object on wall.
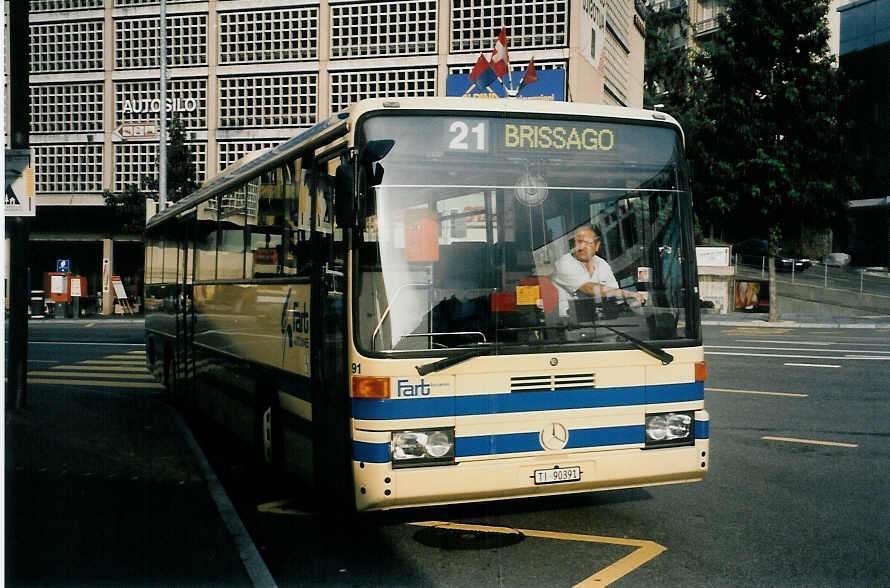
[404,208,439,262]
[46,272,71,303]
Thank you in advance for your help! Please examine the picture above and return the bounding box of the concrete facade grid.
[24,0,644,209]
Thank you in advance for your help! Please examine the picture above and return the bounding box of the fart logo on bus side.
[281,288,309,350]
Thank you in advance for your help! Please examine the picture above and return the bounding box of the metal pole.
[158,0,167,209]
[860,270,864,295]
[824,262,828,288]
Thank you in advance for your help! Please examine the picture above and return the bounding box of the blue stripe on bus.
[695,419,709,439]
[456,425,644,457]
[646,382,704,404]
[353,440,391,463]
[352,382,703,421]
[353,424,647,462]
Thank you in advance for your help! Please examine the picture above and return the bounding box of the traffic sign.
[57,259,71,273]
[115,123,159,139]
[5,149,35,217]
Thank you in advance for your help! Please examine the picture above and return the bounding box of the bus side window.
[218,179,252,280]
[194,196,218,281]
[248,166,287,278]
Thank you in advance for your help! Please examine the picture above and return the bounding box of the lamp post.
[158,0,167,209]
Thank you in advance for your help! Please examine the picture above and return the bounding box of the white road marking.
[173,412,278,588]
[783,363,841,368]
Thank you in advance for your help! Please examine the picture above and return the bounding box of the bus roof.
[147,97,682,229]
[341,96,681,129]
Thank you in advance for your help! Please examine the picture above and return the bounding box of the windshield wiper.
[416,347,491,376]
[602,326,674,365]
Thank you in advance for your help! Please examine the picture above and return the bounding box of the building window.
[115,14,207,69]
[330,0,437,59]
[450,0,568,53]
[218,75,317,129]
[114,142,206,193]
[33,144,103,194]
[449,58,566,75]
[219,7,318,63]
[115,78,208,130]
[30,20,103,73]
[115,0,195,6]
[218,141,280,173]
[329,68,436,115]
[30,0,102,11]
[31,83,104,134]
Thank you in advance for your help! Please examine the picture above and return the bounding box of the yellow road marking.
[28,378,164,389]
[706,387,807,398]
[28,370,155,380]
[723,327,791,335]
[410,521,665,587]
[762,436,858,448]
[257,499,311,516]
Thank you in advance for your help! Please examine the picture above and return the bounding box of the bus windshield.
[354,112,697,356]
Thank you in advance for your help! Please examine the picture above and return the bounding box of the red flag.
[468,54,497,91]
[518,58,539,93]
[490,27,510,79]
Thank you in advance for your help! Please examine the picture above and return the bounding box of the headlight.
[645,412,694,448]
[391,428,455,468]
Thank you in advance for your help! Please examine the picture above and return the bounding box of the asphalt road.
[9,320,890,587]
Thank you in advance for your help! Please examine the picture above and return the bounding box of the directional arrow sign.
[115,123,159,139]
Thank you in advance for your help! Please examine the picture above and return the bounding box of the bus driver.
[552,224,645,317]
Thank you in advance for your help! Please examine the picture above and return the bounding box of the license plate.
[534,466,581,485]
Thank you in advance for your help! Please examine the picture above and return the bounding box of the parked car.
[732,238,812,272]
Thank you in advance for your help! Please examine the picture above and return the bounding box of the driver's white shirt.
[552,252,619,316]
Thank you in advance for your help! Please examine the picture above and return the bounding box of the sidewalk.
[4,361,254,586]
[701,310,890,329]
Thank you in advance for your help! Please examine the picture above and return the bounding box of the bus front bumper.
[353,438,709,511]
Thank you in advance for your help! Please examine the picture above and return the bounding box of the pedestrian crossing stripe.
[28,378,164,389]
[27,352,161,389]
[80,360,147,366]
[49,365,146,372]
[28,370,155,380]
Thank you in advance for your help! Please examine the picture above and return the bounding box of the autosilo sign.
[121,97,198,114]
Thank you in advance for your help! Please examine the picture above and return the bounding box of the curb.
[701,318,890,329]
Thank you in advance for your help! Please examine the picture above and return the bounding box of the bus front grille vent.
[511,373,595,392]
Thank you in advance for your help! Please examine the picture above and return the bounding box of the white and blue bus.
[145,97,709,511]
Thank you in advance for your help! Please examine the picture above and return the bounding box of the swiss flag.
[490,27,510,79]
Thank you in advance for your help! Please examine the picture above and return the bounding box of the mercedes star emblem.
[539,422,569,450]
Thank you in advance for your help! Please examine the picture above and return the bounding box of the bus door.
[309,155,350,505]
[175,211,197,399]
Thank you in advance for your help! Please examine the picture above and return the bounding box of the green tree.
[644,3,712,240]
[105,115,199,230]
[141,114,199,203]
[103,183,147,234]
[644,2,698,115]
[693,0,857,319]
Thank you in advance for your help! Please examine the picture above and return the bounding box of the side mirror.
[335,162,355,227]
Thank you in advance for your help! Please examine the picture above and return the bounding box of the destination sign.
[361,114,679,167]
[440,118,616,154]
[502,123,614,152]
